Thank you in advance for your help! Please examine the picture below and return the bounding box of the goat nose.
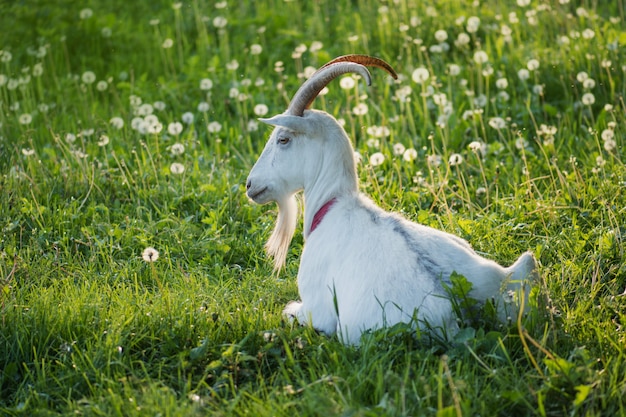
[246,179,251,190]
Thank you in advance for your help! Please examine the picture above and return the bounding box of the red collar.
[310,198,337,234]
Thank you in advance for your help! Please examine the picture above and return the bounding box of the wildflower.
[393,143,406,156]
[527,59,540,71]
[168,122,183,135]
[81,71,96,84]
[96,80,108,91]
[466,16,480,33]
[129,95,142,107]
[250,44,263,55]
[369,152,385,166]
[604,139,616,152]
[153,101,166,111]
[515,137,528,149]
[352,103,369,116]
[182,112,194,124]
[110,117,124,129]
[253,104,269,116]
[427,154,442,166]
[101,27,112,38]
[213,16,227,28]
[432,93,447,106]
[170,162,185,175]
[97,135,109,146]
[576,71,589,82]
[582,29,595,39]
[142,247,159,263]
[197,102,210,112]
[171,143,185,155]
[79,8,93,19]
[340,76,356,90]
[1,51,12,63]
[583,78,595,89]
[207,121,222,133]
[38,103,49,113]
[136,103,154,116]
[434,30,448,42]
[66,133,77,143]
[455,33,471,47]
[496,78,508,89]
[601,129,614,141]
[517,68,530,81]
[200,78,213,90]
[18,113,32,125]
[448,64,461,76]
[448,153,463,166]
[247,119,259,131]
[581,93,595,106]
[32,63,43,77]
[162,38,174,49]
[532,84,544,95]
[412,67,430,84]
[403,148,418,162]
[489,117,507,129]
[516,0,530,7]
[473,51,489,64]
[469,140,486,156]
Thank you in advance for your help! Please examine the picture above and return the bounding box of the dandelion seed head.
[581,92,595,106]
[473,51,489,64]
[412,67,429,84]
[427,154,442,167]
[96,80,108,91]
[434,29,448,42]
[340,76,356,90]
[207,121,222,133]
[369,152,385,166]
[19,113,32,125]
[603,138,616,152]
[403,148,418,162]
[182,112,194,124]
[496,78,508,89]
[448,153,463,166]
[168,122,183,136]
[97,135,109,146]
[81,71,96,84]
[254,104,269,116]
[393,143,406,156]
[527,59,540,71]
[142,247,159,263]
[601,129,614,141]
[79,8,93,19]
[250,44,263,55]
[213,16,228,28]
[200,78,213,90]
[170,162,185,175]
[488,117,507,129]
[162,38,174,49]
[197,102,210,112]
[352,103,369,116]
[448,64,461,76]
[110,117,124,129]
[517,68,530,81]
[466,16,480,33]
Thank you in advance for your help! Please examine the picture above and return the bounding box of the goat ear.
[259,114,309,133]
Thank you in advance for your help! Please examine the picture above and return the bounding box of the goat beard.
[265,195,298,272]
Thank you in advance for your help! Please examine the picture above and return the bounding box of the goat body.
[246,56,538,345]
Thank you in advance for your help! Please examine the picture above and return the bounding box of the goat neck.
[301,117,358,238]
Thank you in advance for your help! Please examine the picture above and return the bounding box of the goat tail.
[266,195,298,272]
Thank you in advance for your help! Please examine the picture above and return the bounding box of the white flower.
[110,117,124,129]
[79,8,93,19]
[226,60,239,71]
[517,68,530,81]
[448,64,461,76]
[250,44,263,55]
[466,16,480,33]
[253,104,269,116]
[197,102,210,112]
[168,122,183,135]
[340,76,356,90]
[19,113,32,125]
[213,16,228,28]
[581,93,595,105]
[527,59,540,71]
[207,121,222,133]
[66,133,76,143]
[427,154,442,166]
[473,51,489,64]
[412,67,430,84]
[182,112,194,124]
[496,78,508,89]
[200,78,213,90]
[601,129,614,141]
[352,103,369,116]
[434,29,448,42]
[369,152,385,166]
[583,78,596,89]
[393,143,406,156]
[162,38,174,49]
[403,148,418,162]
[448,153,463,166]
[97,135,109,146]
[171,143,185,155]
[576,71,589,83]
[170,162,185,174]
[142,247,159,262]
[96,80,108,91]
[468,140,486,155]
[153,101,166,111]
[603,139,616,152]
[81,71,96,84]
[489,117,507,129]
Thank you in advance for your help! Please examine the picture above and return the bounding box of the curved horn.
[287,55,398,117]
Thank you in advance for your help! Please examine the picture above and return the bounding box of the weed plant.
[1,0,625,416]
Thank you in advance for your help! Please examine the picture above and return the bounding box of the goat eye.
[277,137,291,145]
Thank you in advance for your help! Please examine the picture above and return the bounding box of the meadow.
[1,0,625,415]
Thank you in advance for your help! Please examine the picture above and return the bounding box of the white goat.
[246,55,538,345]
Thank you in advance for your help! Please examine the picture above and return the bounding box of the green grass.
[1,0,625,415]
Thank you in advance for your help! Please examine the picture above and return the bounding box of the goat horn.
[287,55,398,117]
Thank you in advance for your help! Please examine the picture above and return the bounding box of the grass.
[1,0,625,415]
